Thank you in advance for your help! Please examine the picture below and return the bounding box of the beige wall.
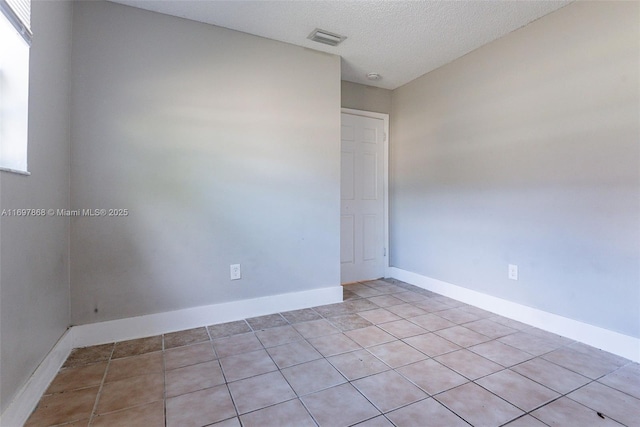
[0,1,72,413]
[342,81,392,114]
[70,2,341,324]
[390,1,639,337]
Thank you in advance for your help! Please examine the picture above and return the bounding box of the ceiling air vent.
[307,28,346,47]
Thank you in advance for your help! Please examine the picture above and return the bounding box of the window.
[0,0,31,174]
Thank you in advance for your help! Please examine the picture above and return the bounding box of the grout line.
[87,344,115,426]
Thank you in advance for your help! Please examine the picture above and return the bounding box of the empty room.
[0,0,638,426]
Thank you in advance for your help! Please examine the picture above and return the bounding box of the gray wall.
[70,2,341,325]
[342,81,392,114]
[390,1,639,337]
[0,1,72,413]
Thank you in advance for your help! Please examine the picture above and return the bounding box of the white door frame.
[341,108,390,277]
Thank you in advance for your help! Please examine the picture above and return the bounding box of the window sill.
[0,166,31,176]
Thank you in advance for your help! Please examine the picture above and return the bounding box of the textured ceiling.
[109,1,571,90]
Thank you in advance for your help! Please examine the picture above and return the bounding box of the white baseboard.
[0,285,342,426]
[0,330,73,427]
[72,285,343,348]
[387,267,639,363]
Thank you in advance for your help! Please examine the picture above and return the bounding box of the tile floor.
[25,279,640,427]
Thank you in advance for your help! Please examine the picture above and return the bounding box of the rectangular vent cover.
[307,28,346,46]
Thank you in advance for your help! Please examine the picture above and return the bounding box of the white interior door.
[341,112,385,284]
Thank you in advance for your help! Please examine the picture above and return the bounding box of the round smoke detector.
[366,73,382,81]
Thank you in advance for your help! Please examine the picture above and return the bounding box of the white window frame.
[0,0,31,175]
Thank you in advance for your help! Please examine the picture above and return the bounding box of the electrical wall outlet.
[230,264,241,280]
[508,264,518,280]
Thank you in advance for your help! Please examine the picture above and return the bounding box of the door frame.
[341,108,390,278]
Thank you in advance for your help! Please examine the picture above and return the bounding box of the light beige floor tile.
[345,326,396,347]
[280,308,322,324]
[598,362,640,399]
[498,332,562,356]
[458,305,494,319]
[567,381,640,427]
[343,289,360,301]
[368,340,427,368]
[211,417,241,427]
[164,327,209,349]
[393,291,428,303]
[96,373,164,414]
[386,398,468,427]
[246,313,288,330]
[240,399,315,427]
[531,397,624,427]
[314,302,354,317]
[364,281,405,294]
[112,336,163,359]
[568,342,629,364]
[367,295,404,308]
[435,349,503,380]
[91,400,164,427]
[345,299,380,313]
[53,419,88,427]
[396,358,468,395]
[435,308,481,324]
[385,303,427,319]
[165,360,225,397]
[46,362,107,394]
[208,320,252,339]
[282,358,346,396]
[403,333,460,357]
[413,299,453,313]
[219,349,277,382]
[255,325,303,347]
[308,333,361,357]
[164,341,216,370]
[327,314,373,331]
[266,340,322,369]
[105,351,163,382]
[213,333,263,358]
[430,296,463,308]
[353,370,427,412]
[490,316,530,330]
[292,319,340,339]
[542,347,627,379]
[434,325,491,347]
[476,369,559,411]
[62,344,114,369]
[407,313,456,331]
[524,327,574,347]
[302,383,380,427]
[353,415,394,426]
[343,284,366,296]
[468,340,533,367]
[377,319,427,338]
[511,357,590,394]
[24,386,99,427]
[327,349,390,380]
[568,344,631,376]
[350,286,386,298]
[503,415,549,427]
[166,385,236,427]
[357,308,403,324]
[464,318,518,339]
[228,371,296,414]
[435,382,523,427]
